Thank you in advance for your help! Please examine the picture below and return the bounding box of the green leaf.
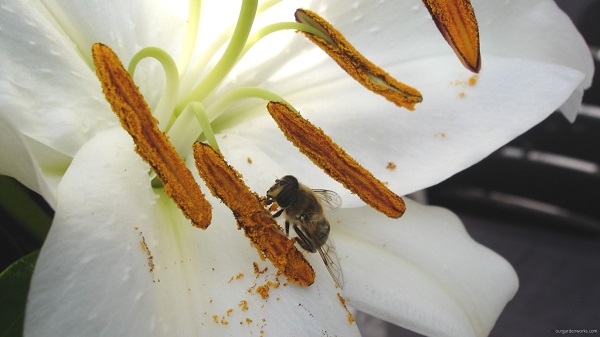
[0,251,39,337]
[0,176,52,243]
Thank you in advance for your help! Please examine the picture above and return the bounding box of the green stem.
[242,22,329,57]
[180,0,281,96]
[206,86,296,122]
[178,0,202,76]
[190,102,220,151]
[178,0,258,112]
[128,47,180,129]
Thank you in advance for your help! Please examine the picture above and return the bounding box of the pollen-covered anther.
[295,9,422,110]
[92,43,212,229]
[421,0,481,73]
[192,142,315,286]
[267,101,405,218]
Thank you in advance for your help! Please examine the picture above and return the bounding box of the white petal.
[26,128,360,337]
[0,0,117,195]
[0,0,190,199]
[39,0,186,63]
[0,119,64,207]
[39,0,187,105]
[330,200,518,337]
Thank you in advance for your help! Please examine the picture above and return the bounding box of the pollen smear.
[421,0,481,73]
[267,102,405,218]
[295,9,422,110]
[92,43,212,229]
[192,142,315,286]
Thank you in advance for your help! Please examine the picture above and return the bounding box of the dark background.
[357,1,600,336]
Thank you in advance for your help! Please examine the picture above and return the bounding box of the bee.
[266,175,344,289]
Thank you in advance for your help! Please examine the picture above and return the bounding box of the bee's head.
[266,175,299,208]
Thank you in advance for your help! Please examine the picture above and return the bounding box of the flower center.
[91,0,439,286]
[126,1,424,161]
[126,0,332,157]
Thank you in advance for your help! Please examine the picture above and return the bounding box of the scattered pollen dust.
[468,74,478,86]
[450,74,479,87]
[337,293,355,324]
[228,272,245,283]
[451,74,478,97]
[253,262,268,275]
[255,281,280,300]
[386,162,397,170]
[136,229,155,273]
[247,156,253,164]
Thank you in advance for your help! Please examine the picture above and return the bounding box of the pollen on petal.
[421,0,481,73]
[92,43,212,229]
[295,9,422,110]
[267,101,405,218]
[192,142,315,286]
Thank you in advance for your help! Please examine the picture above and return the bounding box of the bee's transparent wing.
[313,189,342,211]
[317,236,345,289]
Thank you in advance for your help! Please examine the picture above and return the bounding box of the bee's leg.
[285,220,290,236]
[293,225,317,253]
[272,209,284,218]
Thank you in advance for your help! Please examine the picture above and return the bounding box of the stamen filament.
[179,0,282,97]
[190,102,220,151]
[193,141,315,286]
[242,22,330,57]
[267,101,406,218]
[92,43,212,229]
[178,0,202,77]
[206,86,294,123]
[166,103,211,156]
[128,47,180,129]
[295,9,423,110]
[179,0,258,112]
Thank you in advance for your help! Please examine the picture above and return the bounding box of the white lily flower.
[0,0,592,337]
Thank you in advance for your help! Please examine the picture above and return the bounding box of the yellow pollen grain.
[138,235,155,273]
[193,142,315,286]
[421,0,481,73]
[256,284,270,300]
[267,102,405,218]
[295,9,422,110]
[468,74,478,86]
[91,43,211,229]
